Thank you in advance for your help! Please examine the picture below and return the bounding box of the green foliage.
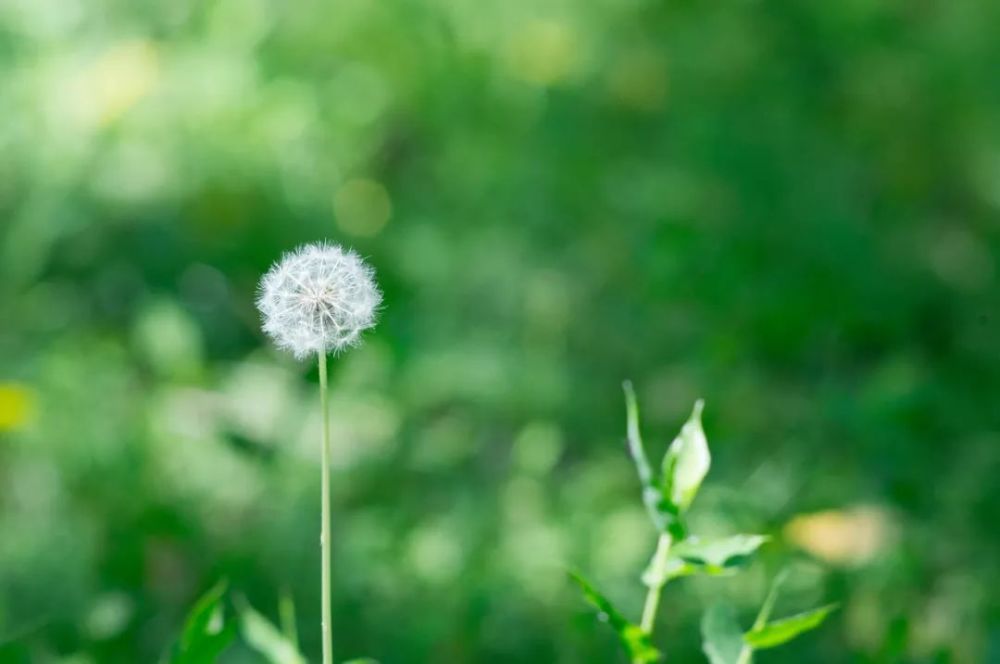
[645,535,769,586]
[701,604,744,664]
[237,597,307,664]
[743,605,839,650]
[568,572,661,663]
[170,586,376,664]
[661,400,710,512]
[750,570,788,631]
[577,389,833,662]
[700,572,837,664]
[1,0,996,659]
[170,582,236,664]
[623,383,723,541]
[623,381,683,538]
[575,389,769,660]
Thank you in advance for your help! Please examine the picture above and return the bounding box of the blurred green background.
[1,0,998,662]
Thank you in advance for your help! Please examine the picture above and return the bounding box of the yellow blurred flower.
[0,383,36,431]
[785,506,896,567]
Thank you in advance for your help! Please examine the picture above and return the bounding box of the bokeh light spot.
[0,383,36,431]
[333,178,392,237]
[505,20,579,86]
[88,40,160,127]
[606,47,668,112]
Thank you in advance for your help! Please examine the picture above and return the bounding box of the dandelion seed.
[256,242,381,359]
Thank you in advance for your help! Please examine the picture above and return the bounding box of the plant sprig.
[570,383,832,663]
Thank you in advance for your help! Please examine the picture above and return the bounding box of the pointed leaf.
[622,382,654,492]
[662,400,710,512]
[646,535,767,586]
[673,535,768,573]
[701,604,744,664]
[171,581,236,664]
[237,599,307,664]
[178,581,227,652]
[623,382,686,537]
[743,604,838,649]
[568,571,661,663]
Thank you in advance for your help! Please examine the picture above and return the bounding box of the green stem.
[735,640,753,664]
[737,570,787,664]
[639,533,673,634]
[318,353,333,664]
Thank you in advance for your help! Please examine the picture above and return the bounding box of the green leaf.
[644,535,767,586]
[237,598,307,664]
[701,604,744,664]
[673,535,768,573]
[171,581,237,664]
[662,400,710,512]
[568,571,661,663]
[622,382,686,537]
[342,660,380,664]
[743,604,838,650]
[178,581,227,652]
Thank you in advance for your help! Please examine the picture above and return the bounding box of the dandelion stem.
[640,533,673,635]
[318,352,333,664]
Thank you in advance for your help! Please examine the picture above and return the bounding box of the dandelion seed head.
[256,242,381,359]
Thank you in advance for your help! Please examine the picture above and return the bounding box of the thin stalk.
[736,570,787,664]
[318,353,333,664]
[735,630,753,664]
[639,533,673,634]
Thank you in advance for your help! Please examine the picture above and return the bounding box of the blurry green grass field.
[1,0,998,661]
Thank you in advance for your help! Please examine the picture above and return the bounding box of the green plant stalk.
[736,571,786,664]
[639,533,673,635]
[319,353,333,664]
[735,631,753,663]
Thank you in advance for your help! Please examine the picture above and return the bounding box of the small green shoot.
[170,581,237,664]
[571,384,767,661]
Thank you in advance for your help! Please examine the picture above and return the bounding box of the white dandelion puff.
[256,242,381,359]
